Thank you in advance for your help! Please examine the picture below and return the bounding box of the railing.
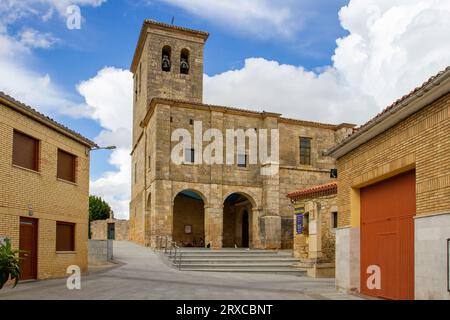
[155,235,182,270]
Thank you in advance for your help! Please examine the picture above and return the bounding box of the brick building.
[0,92,97,280]
[328,67,450,300]
[287,183,338,277]
[129,20,354,249]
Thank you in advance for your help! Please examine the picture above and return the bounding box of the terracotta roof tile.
[0,91,97,147]
[287,182,337,201]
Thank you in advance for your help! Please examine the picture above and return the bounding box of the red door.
[360,170,416,300]
[19,217,38,280]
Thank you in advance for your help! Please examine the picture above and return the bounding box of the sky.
[1,0,450,219]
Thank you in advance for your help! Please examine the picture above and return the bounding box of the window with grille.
[56,222,75,251]
[57,149,76,183]
[12,130,39,171]
[300,137,311,165]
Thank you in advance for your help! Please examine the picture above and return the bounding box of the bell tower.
[130,20,209,145]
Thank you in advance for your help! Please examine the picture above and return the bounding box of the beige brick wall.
[0,103,90,279]
[337,92,450,227]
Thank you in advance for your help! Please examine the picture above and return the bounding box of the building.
[0,92,97,280]
[328,67,450,300]
[129,20,355,249]
[287,183,338,277]
[90,215,129,241]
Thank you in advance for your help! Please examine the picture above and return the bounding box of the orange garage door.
[360,170,416,300]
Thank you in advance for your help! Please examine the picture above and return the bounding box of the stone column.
[204,205,223,249]
[307,202,322,259]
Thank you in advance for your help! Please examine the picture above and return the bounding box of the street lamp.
[86,145,116,156]
[91,146,117,151]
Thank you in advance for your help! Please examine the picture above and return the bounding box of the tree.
[89,195,112,222]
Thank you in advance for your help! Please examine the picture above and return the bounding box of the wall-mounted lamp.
[86,145,117,156]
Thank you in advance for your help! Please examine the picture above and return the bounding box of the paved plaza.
[0,241,364,300]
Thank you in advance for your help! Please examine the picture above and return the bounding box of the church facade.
[129,20,354,249]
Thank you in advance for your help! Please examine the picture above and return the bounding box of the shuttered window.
[13,130,39,171]
[300,137,311,165]
[56,222,75,251]
[57,149,76,183]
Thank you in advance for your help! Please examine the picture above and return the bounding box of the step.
[178,258,299,263]
[179,268,307,276]
[177,263,297,268]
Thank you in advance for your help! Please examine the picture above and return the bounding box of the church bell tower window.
[180,49,190,75]
[162,46,172,72]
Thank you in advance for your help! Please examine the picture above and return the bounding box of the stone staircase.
[167,248,307,276]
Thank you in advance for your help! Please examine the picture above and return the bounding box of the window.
[332,212,338,229]
[57,149,76,183]
[189,119,194,125]
[162,45,171,72]
[180,48,190,74]
[56,222,75,251]
[148,156,151,169]
[300,137,311,165]
[12,130,39,171]
[185,148,195,163]
[237,154,247,168]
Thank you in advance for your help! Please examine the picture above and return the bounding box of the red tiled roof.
[0,91,97,147]
[327,66,450,156]
[287,182,337,201]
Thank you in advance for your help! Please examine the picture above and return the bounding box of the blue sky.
[2,0,450,218]
[3,0,348,179]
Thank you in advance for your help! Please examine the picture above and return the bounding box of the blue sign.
[296,213,303,234]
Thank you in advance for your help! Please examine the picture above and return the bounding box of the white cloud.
[77,67,133,219]
[0,31,90,117]
[153,0,307,39]
[0,0,106,26]
[204,0,450,125]
[19,28,59,48]
[205,58,377,124]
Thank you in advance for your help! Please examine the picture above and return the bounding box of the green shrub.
[0,238,22,289]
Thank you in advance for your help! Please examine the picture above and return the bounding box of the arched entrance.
[173,190,205,247]
[223,193,254,248]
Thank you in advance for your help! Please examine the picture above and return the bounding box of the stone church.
[129,20,354,249]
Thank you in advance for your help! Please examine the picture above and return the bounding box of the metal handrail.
[157,235,183,270]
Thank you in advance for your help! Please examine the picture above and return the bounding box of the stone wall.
[90,219,129,241]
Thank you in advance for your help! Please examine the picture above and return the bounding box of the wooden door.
[19,217,38,280]
[360,170,416,300]
[108,223,115,240]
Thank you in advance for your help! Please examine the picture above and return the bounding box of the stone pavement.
[0,241,364,300]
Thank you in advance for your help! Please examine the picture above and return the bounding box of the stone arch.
[172,188,208,207]
[222,191,258,209]
[222,192,256,248]
[172,189,206,247]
